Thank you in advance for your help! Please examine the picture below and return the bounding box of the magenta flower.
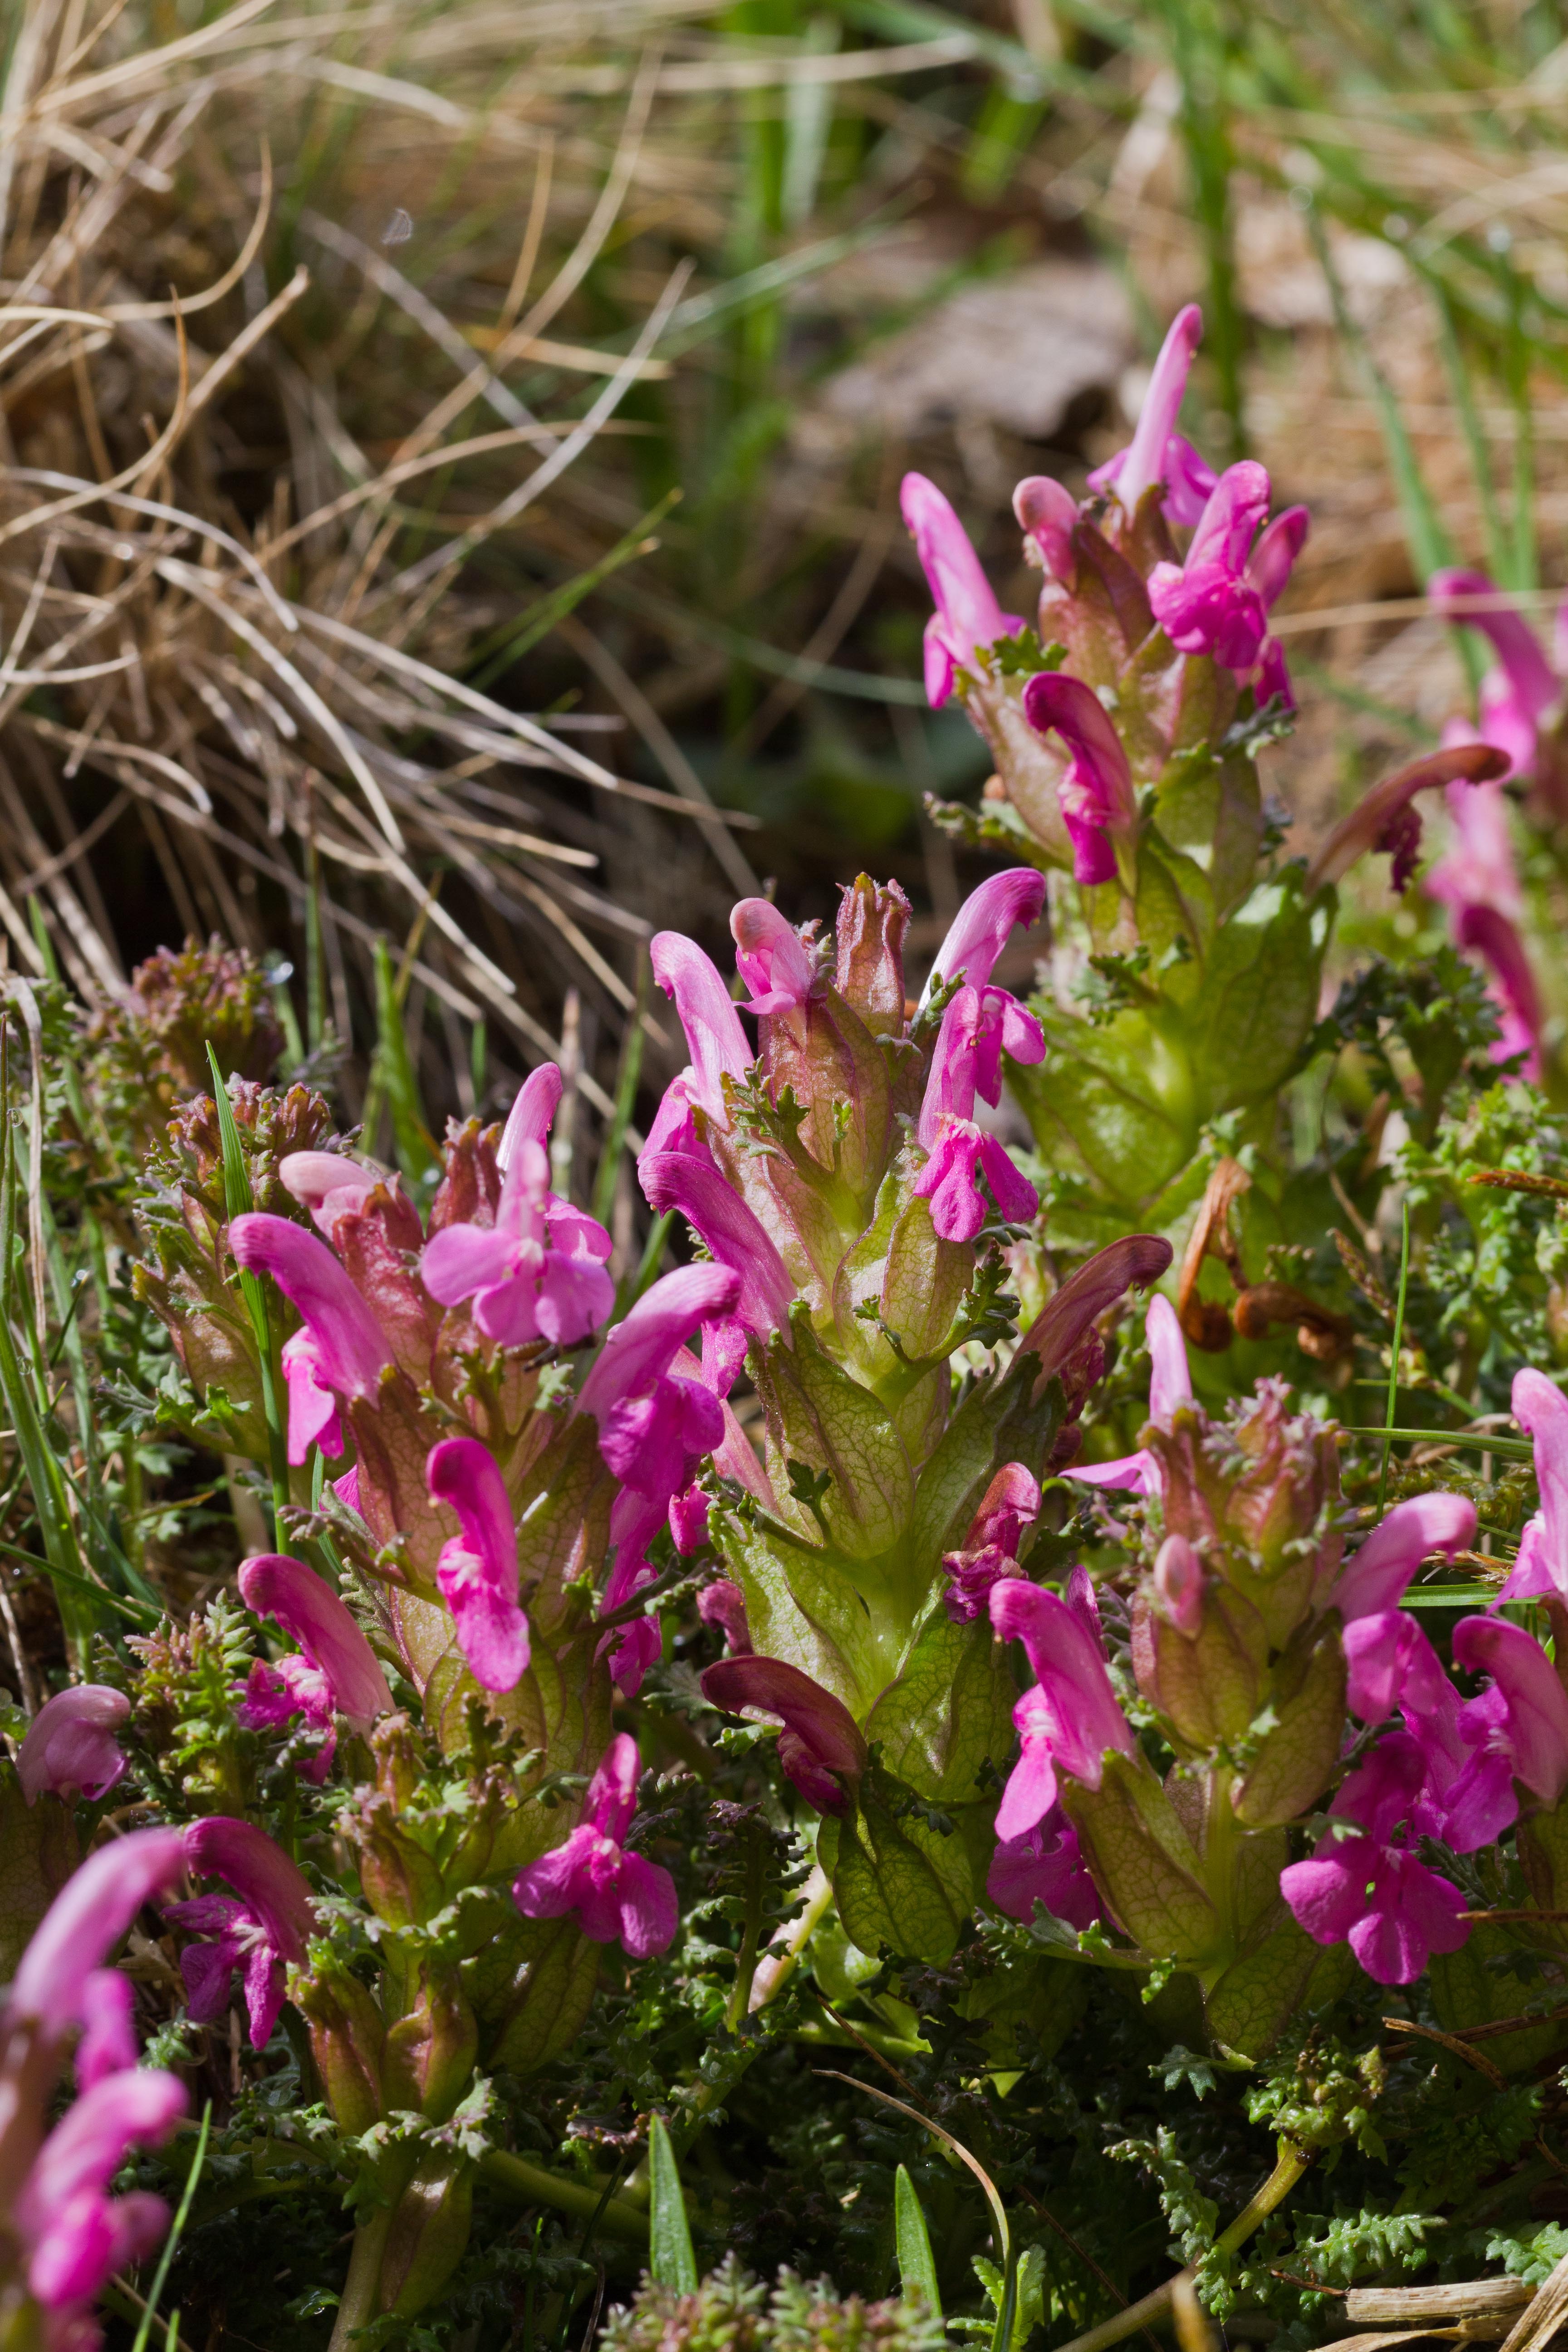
[17,1686,129,1807]
[697,1578,753,1653]
[1088,305,1214,524]
[941,1463,1041,1624]
[1430,568,1561,783]
[1303,741,1509,897]
[731,899,818,1019]
[1280,1732,1470,1985]
[917,985,1045,1146]
[638,1152,793,1346]
[987,1806,1102,1930]
[1497,1368,1568,1602]
[279,1149,377,1235]
[422,1136,614,1348]
[1152,1533,1204,1636]
[1020,672,1137,884]
[1330,1490,1478,1621]
[1245,504,1309,709]
[1428,779,1524,921]
[512,1734,677,1957]
[922,867,1047,1000]
[575,1264,739,1507]
[18,2068,187,2324]
[900,472,1024,707]
[167,1817,315,2049]
[1454,902,1543,1078]
[1147,462,1273,671]
[1068,1293,1191,1497]
[238,1553,392,1774]
[702,1655,867,1815]
[9,1828,184,2041]
[989,1580,1136,1837]
[229,1212,393,1464]
[649,931,752,1127]
[669,1485,710,1554]
[71,1970,138,2094]
[498,1059,564,1169]
[1452,1615,1568,1807]
[1017,1235,1173,1392]
[1014,473,1079,579]
[425,1438,530,1694]
[912,1115,1039,1245]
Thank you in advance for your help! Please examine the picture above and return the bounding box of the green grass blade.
[132,2103,212,2352]
[366,938,440,1189]
[207,1046,289,1534]
[1377,1198,1413,1519]
[894,2166,942,2315]
[648,2115,698,2293]
[590,956,650,1228]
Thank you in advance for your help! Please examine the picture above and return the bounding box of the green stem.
[328,2203,398,2352]
[479,2151,649,2242]
[1377,1199,1412,1519]
[1049,2141,1314,2352]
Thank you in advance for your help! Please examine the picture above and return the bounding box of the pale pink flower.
[17,1688,129,1807]
[512,1734,677,1957]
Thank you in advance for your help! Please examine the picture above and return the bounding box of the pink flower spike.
[730,900,818,1019]
[229,1214,392,1402]
[17,1686,129,1806]
[74,1970,137,2091]
[10,1828,185,2038]
[1452,1615,1568,1804]
[990,1580,1135,1794]
[1332,1491,1478,1622]
[512,1733,677,1958]
[1117,305,1205,511]
[426,1438,530,1694]
[238,1553,392,1730]
[20,2069,186,2314]
[912,1115,1038,1243]
[900,473,1024,708]
[702,1655,867,1815]
[987,1807,1101,1930]
[576,1263,741,1433]
[1147,461,1272,671]
[1431,569,1560,746]
[638,1152,793,1339]
[1154,1534,1204,1636]
[1021,672,1137,882]
[649,933,752,1124]
[422,1137,614,1348]
[922,867,1047,1001]
[1014,474,1078,579]
[498,1061,563,1169]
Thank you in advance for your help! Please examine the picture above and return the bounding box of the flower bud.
[291,1954,385,2136]
[380,1968,478,2124]
[833,875,911,1037]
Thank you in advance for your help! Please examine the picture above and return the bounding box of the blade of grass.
[590,954,650,1228]
[894,2166,942,2314]
[131,2103,212,2352]
[206,1044,289,1539]
[1377,1197,1413,1519]
[648,2116,698,2293]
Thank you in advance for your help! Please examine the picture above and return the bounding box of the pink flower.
[73,1971,138,2092]
[922,867,1046,1000]
[912,1115,1038,1245]
[989,1580,1136,1837]
[1147,462,1273,672]
[649,932,752,1127]
[941,1463,1041,1624]
[1452,1615,1568,1807]
[1303,742,1509,897]
[278,1150,378,1235]
[575,1264,739,1509]
[637,1152,793,1348]
[1497,1368,1568,1602]
[498,1061,564,1170]
[702,1655,867,1815]
[1152,1533,1204,1635]
[1088,305,1213,523]
[1014,474,1079,579]
[167,1818,315,2049]
[900,473,1024,707]
[1430,569,1561,783]
[1244,505,1309,709]
[730,899,818,1019]
[669,1485,710,1554]
[1454,902,1543,1078]
[421,1137,614,1347]
[237,1553,392,1774]
[1068,1293,1191,1497]
[1280,1733,1470,1985]
[425,1438,530,1694]
[229,1212,393,1464]
[697,1579,752,1653]
[17,1687,129,1807]
[19,2069,187,2325]
[1428,778,1524,921]
[987,1806,1102,1930]
[917,985,1045,1146]
[1020,672,1137,883]
[1330,1490,1478,1621]
[9,1828,185,2041]
[512,1734,677,1957]
[1016,1236,1173,1392]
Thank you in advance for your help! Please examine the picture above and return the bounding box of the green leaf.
[366,937,441,1189]
[1201,1904,1324,2063]
[818,1774,973,1963]
[649,2115,698,2293]
[895,2166,942,2315]
[1062,1753,1221,1967]
[863,1610,1014,1808]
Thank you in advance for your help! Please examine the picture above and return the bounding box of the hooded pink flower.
[229,1212,393,1464]
[942,1463,1041,1624]
[912,1116,1039,1245]
[17,1687,129,1807]
[9,1828,185,2041]
[166,1817,315,2050]
[421,1137,614,1348]
[1497,1367,1568,1602]
[278,1150,379,1235]
[702,1655,867,1815]
[1021,672,1138,884]
[637,1152,792,1350]
[1068,1293,1191,1498]
[1281,1732,1470,1985]
[576,1264,739,1507]
[900,473,1025,707]
[1245,505,1309,710]
[1430,569,1562,784]
[1329,1491,1478,1622]
[238,1553,392,1775]
[425,1438,530,1693]
[917,985,1045,1146]
[1147,462,1273,672]
[498,1061,564,1170]
[1304,743,1510,899]
[649,932,752,1130]
[512,1734,677,1957]
[1087,305,1215,525]
[989,1580,1136,1837]
[18,2069,187,2327]
[730,900,818,1019]
[987,1806,1102,1930]
[1452,1615,1568,1808]
[921,868,1046,1002]
[697,1578,753,1654]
